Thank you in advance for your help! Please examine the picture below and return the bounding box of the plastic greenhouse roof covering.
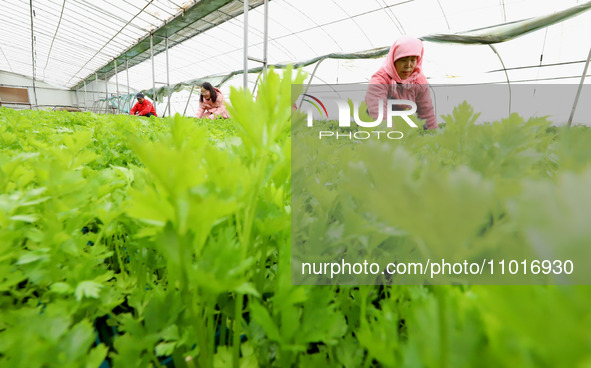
[0,0,264,89]
[1,0,591,92]
[127,0,591,98]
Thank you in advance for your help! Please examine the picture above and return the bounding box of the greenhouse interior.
[1,0,591,367]
[1,0,590,116]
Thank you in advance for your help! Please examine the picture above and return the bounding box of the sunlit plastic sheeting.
[112,0,405,91]
[351,11,405,48]
[117,17,255,90]
[73,0,267,91]
[0,0,193,88]
[500,14,591,70]
[108,0,590,98]
[3,0,587,98]
[422,1,591,44]
[108,0,572,95]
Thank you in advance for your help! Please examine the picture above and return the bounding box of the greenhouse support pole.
[105,74,109,114]
[263,0,268,74]
[126,59,130,111]
[114,60,120,114]
[567,47,591,127]
[166,36,171,117]
[94,73,98,111]
[489,44,511,116]
[151,33,156,104]
[252,73,263,95]
[83,81,87,109]
[94,73,97,108]
[29,0,38,109]
[243,0,249,91]
[249,0,268,96]
[183,85,195,116]
[298,57,327,110]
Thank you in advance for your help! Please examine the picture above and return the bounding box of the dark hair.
[200,82,217,103]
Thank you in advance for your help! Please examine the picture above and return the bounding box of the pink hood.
[382,36,426,84]
[365,36,437,129]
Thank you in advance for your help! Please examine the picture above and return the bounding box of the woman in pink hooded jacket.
[365,36,437,129]
[196,82,229,119]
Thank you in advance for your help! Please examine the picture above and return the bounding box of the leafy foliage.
[1,69,591,367]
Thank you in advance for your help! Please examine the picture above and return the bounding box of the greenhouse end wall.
[0,71,75,109]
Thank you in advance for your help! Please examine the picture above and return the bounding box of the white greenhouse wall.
[0,71,137,113]
[0,71,75,109]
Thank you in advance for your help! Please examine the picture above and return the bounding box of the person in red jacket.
[130,92,157,117]
[365,36,437,130]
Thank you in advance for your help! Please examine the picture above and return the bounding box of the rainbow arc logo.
[299,93,418,132]
[302,94,328,118]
